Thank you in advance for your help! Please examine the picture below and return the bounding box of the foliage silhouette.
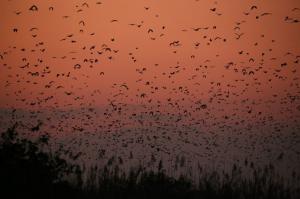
[0,123,81,198]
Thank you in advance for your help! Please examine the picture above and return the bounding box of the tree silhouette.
[0,123,77,198]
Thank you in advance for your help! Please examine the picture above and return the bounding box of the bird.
[31,121,43,132]
[235,33,244,39]
[147,29,154,33]
[250,5,258,10]
[74,64,81,69]
[14,11,22,15]
[29,5,38,11]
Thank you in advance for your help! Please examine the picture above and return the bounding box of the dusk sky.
[0,0,300,177]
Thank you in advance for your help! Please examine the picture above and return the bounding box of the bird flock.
[0,0,300,176]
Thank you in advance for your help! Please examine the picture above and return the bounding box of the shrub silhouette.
[0,123,79,198]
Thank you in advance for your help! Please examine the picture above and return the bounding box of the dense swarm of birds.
[0,0,300,175]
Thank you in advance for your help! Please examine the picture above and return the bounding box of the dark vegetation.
[0,123,299,199]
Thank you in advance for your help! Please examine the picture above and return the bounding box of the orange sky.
[1,1,300,174]
[0,0,299,118]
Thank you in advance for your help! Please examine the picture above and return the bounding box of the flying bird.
[29,5,38,11]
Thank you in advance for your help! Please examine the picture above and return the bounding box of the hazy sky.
[0,0,300,176]
[0,0,299,126]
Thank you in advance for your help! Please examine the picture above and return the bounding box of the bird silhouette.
[29,5,38,11]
